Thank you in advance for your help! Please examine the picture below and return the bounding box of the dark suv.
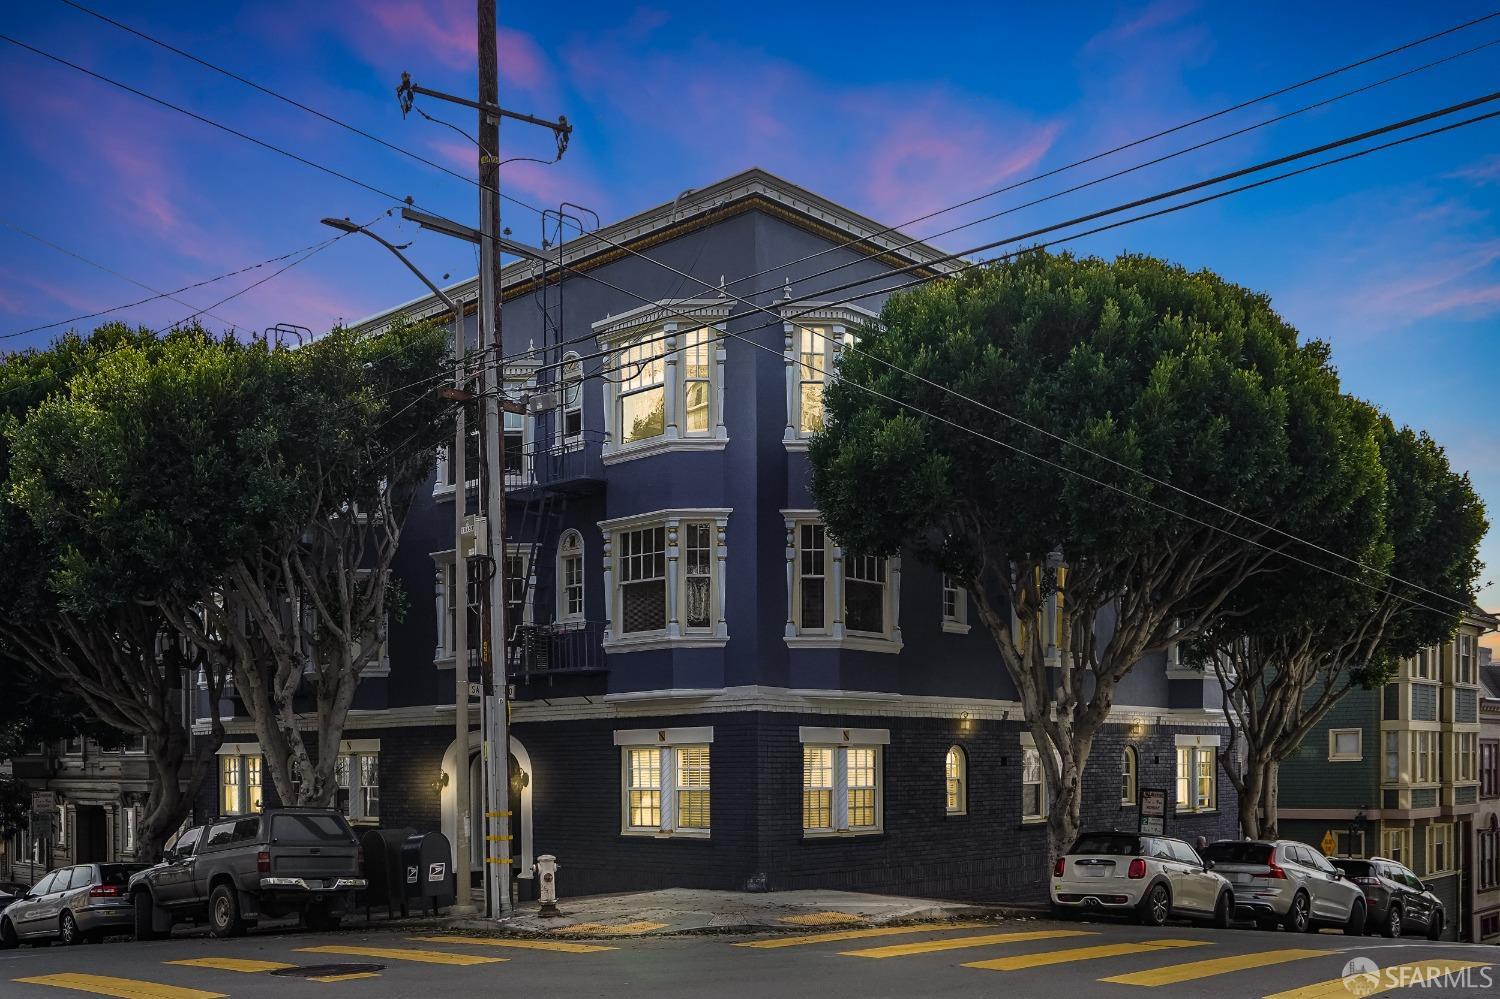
[130,808,365,939]
[1329,856,1445,939]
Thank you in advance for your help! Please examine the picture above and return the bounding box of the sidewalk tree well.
[808,251,1381,859]
[1194,414,1486,839]
[0,325,235,859]
[5,320,452,814]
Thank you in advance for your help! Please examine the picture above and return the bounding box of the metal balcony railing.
[508,621,607,680]
[509,431,606,499]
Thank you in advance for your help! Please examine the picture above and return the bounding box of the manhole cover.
[271,964,384,979]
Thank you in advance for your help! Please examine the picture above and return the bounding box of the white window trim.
[1174,742,1218,814]
[781,303,876,450]
[1427,822,1453,877]
[335,742,381,825]
[1121,745,1138,806]
[941,575,971,634]
[1020,731,1051,824]
[782,510,903,653]
[615,727,714,839]
[599,509,731,652]
[555,351,585,451]
[556,529,587,626]
[594,300,730,464]
[799,727,886,837]
[1328,728,1363,762]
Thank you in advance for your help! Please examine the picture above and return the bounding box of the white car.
[1051,830,1234,927]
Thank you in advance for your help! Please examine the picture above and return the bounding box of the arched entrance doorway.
[440,734,533,898]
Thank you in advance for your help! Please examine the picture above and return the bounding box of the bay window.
[784,512,902,652]
[595,301,729,462]
[781,304,875,447]
[600,509,730,650]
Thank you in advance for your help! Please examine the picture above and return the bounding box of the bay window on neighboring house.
[1384,730,1402,783]
[594,300,729,463]
[1383,827,1412,867]
[1457,634,1477,684]
[1426,822,1452,876]
[941,574,970,634]
[1175,735,1218,813]
[780,304,875,448]
[556,530,586,625]
[218,745,264,816]
[614,728,713,838]
[800,727,886,837]
[334,742,380,824]
[1455,732,1478,783]
[599,509,730,651]
[1410,729,1440,784]
[783,512,902,653]
[1481,740,1500,799]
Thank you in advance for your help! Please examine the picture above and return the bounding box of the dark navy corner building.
[194,169,1238,903]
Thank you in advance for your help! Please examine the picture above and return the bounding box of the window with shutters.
[600,511,730,651]
[801,730,885,836]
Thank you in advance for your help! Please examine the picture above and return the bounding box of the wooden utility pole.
[476,0,511,920]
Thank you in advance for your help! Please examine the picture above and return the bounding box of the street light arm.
[320,217,462,316]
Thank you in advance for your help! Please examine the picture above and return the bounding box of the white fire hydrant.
[534,854,561,917]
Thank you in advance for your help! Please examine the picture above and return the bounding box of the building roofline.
[346,167,965,336]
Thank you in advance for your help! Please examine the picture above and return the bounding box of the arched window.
[945,746,967,815]
[560,351,583,446]
[1122,746,1138,806]
[557,530,584,623]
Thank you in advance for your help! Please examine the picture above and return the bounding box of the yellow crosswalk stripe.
[963,938,1208,971]
[1263,959,1492,999]
[296,944,505,966]
[554,920,668,936]
[410,934,617,954]
[841,928,1093,959]
[735,921,993,949]
[166,958,293,973]
[780,912,865,926]
[14,974,227,999]
[1101,948,1331,987]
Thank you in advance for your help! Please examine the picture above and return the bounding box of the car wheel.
[133,892,161,941]
[1381,906,1402,939]
[60,911,83,947]
[1211,891,1233,929]
[1426,912,1444,941]
[1137,883,1171,927]
[0,918,17,950]
[1283,892,1311,934]
[1343,898,1366,937]
[208,884,245,939]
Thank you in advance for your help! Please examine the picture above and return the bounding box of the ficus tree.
[1195,414,1486,839]
[0,325,237,859]
[8,321,451,814]
[809,251,1381,859]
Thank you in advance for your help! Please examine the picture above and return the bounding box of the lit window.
[596,306,728,460]
[783,310,868,442]
[681,327,713,436]
[1176,746,1216,812]
[557,530,585,623]
[620,742,710,837]
[796,324,828,434]
[220,753,263,816]
[1329,729,1362,761]
[802,741,883,835]
[616,338,666,445]
[945,746,967,816]
[1121,746,1138,806]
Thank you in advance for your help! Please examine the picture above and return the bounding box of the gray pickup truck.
[130,808,366,939]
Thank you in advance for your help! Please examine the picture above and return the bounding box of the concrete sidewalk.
[450,888,1017,938]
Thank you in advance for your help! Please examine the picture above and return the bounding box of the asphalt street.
[0,916,1495,998]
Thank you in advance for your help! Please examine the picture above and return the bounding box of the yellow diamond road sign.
[1321,829,1338,855]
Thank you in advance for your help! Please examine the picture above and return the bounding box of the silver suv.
[1052,831,1234,927]
[1203,839,1365,934]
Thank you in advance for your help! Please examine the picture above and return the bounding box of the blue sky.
[2,1,1498,618]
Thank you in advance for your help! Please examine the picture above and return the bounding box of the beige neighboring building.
[1475,644,1499,943]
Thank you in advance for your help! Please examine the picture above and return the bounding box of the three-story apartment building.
[1281,610,1497,940]
[171,169,1238,902]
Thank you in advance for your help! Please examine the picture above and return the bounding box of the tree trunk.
[1237,758,1264,841]
[1260,761,1280,839]
[1046,758,1085,862]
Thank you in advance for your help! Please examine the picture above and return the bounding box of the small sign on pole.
[1138,788,1167,836]
[1320,829,1339,856]
[30,792,56,813]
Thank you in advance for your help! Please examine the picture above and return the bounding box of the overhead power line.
[9,25,1488,611]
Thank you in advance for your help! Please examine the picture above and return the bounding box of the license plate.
[1081,866,1109,878]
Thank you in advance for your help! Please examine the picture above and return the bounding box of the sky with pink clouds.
[1,1,1498,611]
